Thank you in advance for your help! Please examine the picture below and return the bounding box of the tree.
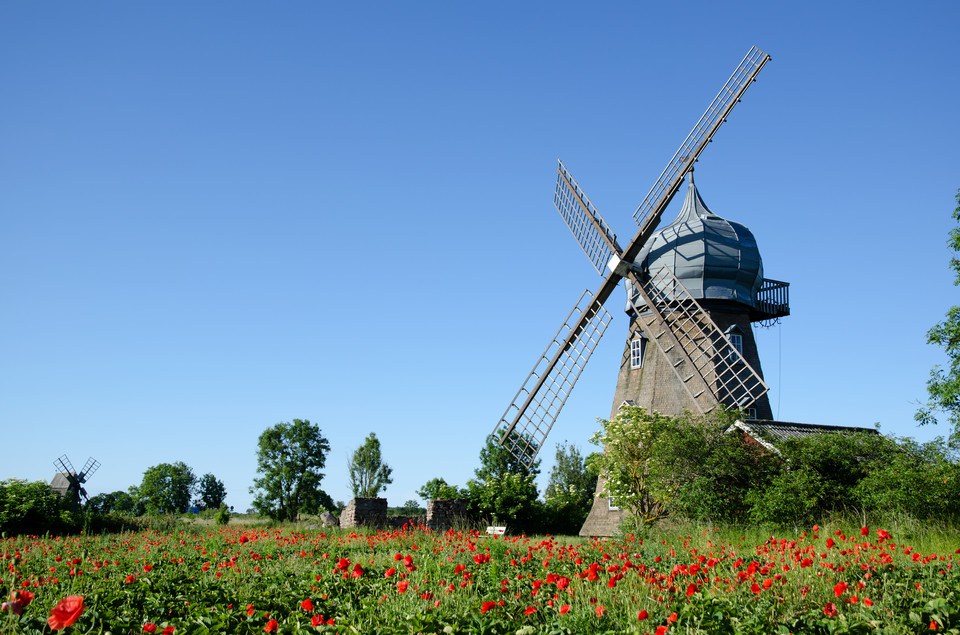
[194,473,227,511]
[348,433,393,498]
[0,479,74,535]
[417,477,462,502]
[917,190,960,444]
[465,432,543,533]
[250,419,334,521]
[139,462,196,515]
[543,441,598,535]
[85,490,137,515]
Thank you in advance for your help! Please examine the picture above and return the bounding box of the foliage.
[474,430,541,482]
[465,432,543,533]
[543,441,598,535]
[194,473,227,511]
[917,190,960,444]
[347,433,393,498]
[1,522,960,633]
[137,462,196,516]
[589,406,687,528]
[387,500,425,516]
[250,419,334,521]
[0,479,73,536]
[85,490,139,516]
[214,503,231,525]
[416,477,462,502]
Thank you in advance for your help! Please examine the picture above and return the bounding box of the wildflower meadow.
[2,521,958,634]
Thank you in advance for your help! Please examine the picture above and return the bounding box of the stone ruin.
[336,497,468,531]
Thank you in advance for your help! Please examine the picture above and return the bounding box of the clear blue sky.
[2,2,958,512]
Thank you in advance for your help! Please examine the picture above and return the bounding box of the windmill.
[491,46,788,473]
[51,454,100,507]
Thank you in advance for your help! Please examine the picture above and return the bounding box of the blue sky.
[2,2,958,512]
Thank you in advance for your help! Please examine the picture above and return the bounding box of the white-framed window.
[608,497,620,511]
[724,326,744,363]
[630,335,647,369]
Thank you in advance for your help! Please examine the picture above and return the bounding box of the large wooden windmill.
[491,47,789,499]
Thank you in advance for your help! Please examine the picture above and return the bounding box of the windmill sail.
[494,290,612,467]
[492,46,771,466]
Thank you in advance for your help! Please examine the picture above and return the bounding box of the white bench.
[485,525,506,536]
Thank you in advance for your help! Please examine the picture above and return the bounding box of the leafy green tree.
[917,190,960,444]
[465,432,543,533]
[139,462,196,515]
[194,473,227,511]
[474,431,541,481]
[0,479,74,535]
[417,477,462,502]
[250,419,334,521]
[86,490,138,515]
[543,441,598,535]
[348,432,393,498]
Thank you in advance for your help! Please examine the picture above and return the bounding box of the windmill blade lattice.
[494,290,612,467]
[555,161,621,276]
[628,266,768,413]
[632,46,770,229]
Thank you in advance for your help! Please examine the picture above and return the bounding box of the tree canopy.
[543,441,598,535]
[194,473,227,511]
[250,419,333,521]
[348,432,393,498]
[917,189,960,445]
[138,462,196,515]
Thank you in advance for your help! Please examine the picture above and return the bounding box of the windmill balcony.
[753,279,790,321]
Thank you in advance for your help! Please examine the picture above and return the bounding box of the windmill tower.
[489,46,788,534]
[51,454,100,508]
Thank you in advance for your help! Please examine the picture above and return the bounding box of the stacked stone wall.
[339,497,387,528]
[425,498,468,531]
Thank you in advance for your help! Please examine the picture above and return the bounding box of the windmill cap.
[630,174,763,310]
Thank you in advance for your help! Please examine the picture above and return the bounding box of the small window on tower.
[725,326,744,364]
[630,335,647,369]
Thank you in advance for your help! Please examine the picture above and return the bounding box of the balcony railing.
[754,279,790,321]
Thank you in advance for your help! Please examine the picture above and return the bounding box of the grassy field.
[1,519,958,633]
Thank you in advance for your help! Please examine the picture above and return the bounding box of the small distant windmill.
[491,46,784,468]
[51,455,100,507]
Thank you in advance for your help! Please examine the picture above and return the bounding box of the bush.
[0,479,74,535]
[215,504,231,525]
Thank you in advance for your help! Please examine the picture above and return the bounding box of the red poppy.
[263,618,278,633]
[125,575,137,583]
[655,627,668,635]
[834,582,848,597]
[385,567,396,577]
[668,613,678,624]
[162,628,175,635]
[860,526,869,536]
[480,601,496,613]
[863,598,874,607]
[47,596,86,630]
[397,581,409,593]
[352,563,364,578]
[525,606,537,615]
[685,583,697,596]
[931,620,939,630]
[143,624,157,634]
[595,605,606,617]
[311,615,324,627]
[143,565,153,572]
[301,598,313,611]
[11,590,34,606]
[559,604,571,615]
[638,609,649,620]
[824,603,838,617]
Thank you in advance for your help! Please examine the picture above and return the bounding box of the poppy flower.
[638,609,649,620]
[47,596,86,630]
[525,606,537,615]
[301,598,313,611]
[480,601,496,613]
[595,605,606,617]
[397,581,409,593]
[311,615,324,627]
[559,605,571,615]
[352,563,364,577]
[834,582,848,597]
[143,625,157,633]
[162,628,175,635]
[125,575,137,583]
[263,619,278,633]
[655,627,668,635]
[385,567,396,577]
[11,590,34,607]
[824,603,838,617]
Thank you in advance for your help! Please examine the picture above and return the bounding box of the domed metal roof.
[632,172,763,309]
